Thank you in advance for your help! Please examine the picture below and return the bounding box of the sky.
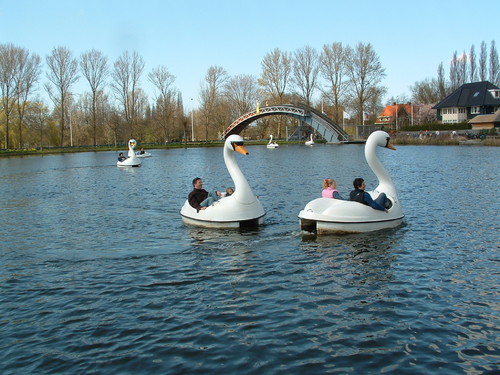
[1,0,498,110]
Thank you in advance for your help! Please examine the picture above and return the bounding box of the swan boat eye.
[231,141,244,149]
[385,137,390,147]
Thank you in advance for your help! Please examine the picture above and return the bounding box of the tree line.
[411,40,499,104]
[1,40,498,149]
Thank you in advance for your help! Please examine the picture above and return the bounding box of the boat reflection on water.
[185,225,262,247]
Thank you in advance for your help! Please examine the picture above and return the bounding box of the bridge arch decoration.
[221,103,350,143]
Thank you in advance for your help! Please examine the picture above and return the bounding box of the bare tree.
[449,51,460,91]
[320,42,349,124]
[365,86,387,123]
[24,99,49,150]
[13,48,41,149]
[469,44,477,82]
[292,45,320,106]
[0,43,18,148]
[80,49,108,146]
[199,65,228,140]
[489,40,499,86]
[411,78,441,104]
[259,48,292,104]
[437,62,447,99]
[148,65,176,142]
[45,46,79,146]
[479,41,488,81]
[95,91,112,144]
[174,92,186,142]
[259,49,292,137]
[224,74,259,119]
[458,51,468,86]
[345,43,386,123]
[110,51,145,139]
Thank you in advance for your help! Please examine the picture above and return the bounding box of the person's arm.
[333,191,345,200]
[188,192,203,212]
[363,192,386,211]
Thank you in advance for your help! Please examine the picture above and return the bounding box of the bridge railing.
[222,105,308,138]
[222,103,350,142]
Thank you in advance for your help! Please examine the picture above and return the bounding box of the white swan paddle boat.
[180,134,265,228]
[267,135,279,148]
[117,139,141,167]
[305,134,315,146]
[298,131,404,234]
[136,150,152,158]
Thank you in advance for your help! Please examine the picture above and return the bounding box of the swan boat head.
[267,134,279,148]
[180,134,265,228]
[117,139,141,167]
[298,130,404,234]
[127,139,137,157]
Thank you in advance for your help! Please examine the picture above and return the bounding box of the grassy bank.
[1,136,499,157]
[0,141,224,157]
[390,135,500,146]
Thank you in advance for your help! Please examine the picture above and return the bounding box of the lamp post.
[191,98,194,142]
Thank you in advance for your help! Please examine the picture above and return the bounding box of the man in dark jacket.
[188,177,221,212]
[349,178,388,212]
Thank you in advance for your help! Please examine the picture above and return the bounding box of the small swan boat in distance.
[298,131,404,234]
[267,135,279,148]
[136,148,152,158]
[305,134,314,146]
[117,139,141,167]
[180,134,265,228]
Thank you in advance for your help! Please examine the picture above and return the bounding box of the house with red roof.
[375,103,412,129]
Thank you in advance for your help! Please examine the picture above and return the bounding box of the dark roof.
[433,81,500,109]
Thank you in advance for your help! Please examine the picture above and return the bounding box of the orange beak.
[234,144,249,155]
[387,142,396,150]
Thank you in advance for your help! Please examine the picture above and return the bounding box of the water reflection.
[185,226,261,247]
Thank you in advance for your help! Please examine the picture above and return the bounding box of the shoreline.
[1,136,498,158]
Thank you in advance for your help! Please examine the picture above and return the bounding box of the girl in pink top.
[321,178,345,200]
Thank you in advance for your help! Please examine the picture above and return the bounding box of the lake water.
[1,144,499,374]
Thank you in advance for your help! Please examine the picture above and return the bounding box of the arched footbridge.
[222,103,350,143]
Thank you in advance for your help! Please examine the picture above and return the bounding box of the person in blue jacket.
[349,178,388,212]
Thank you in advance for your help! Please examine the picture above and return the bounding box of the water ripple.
[1,146,499,374]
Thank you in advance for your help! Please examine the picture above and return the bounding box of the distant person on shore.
[349,178,388,212]
[188,177,221,212]
[322,178,345,200]
[118,152,126,162]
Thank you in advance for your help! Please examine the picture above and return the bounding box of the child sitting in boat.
[322,178,345,200]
